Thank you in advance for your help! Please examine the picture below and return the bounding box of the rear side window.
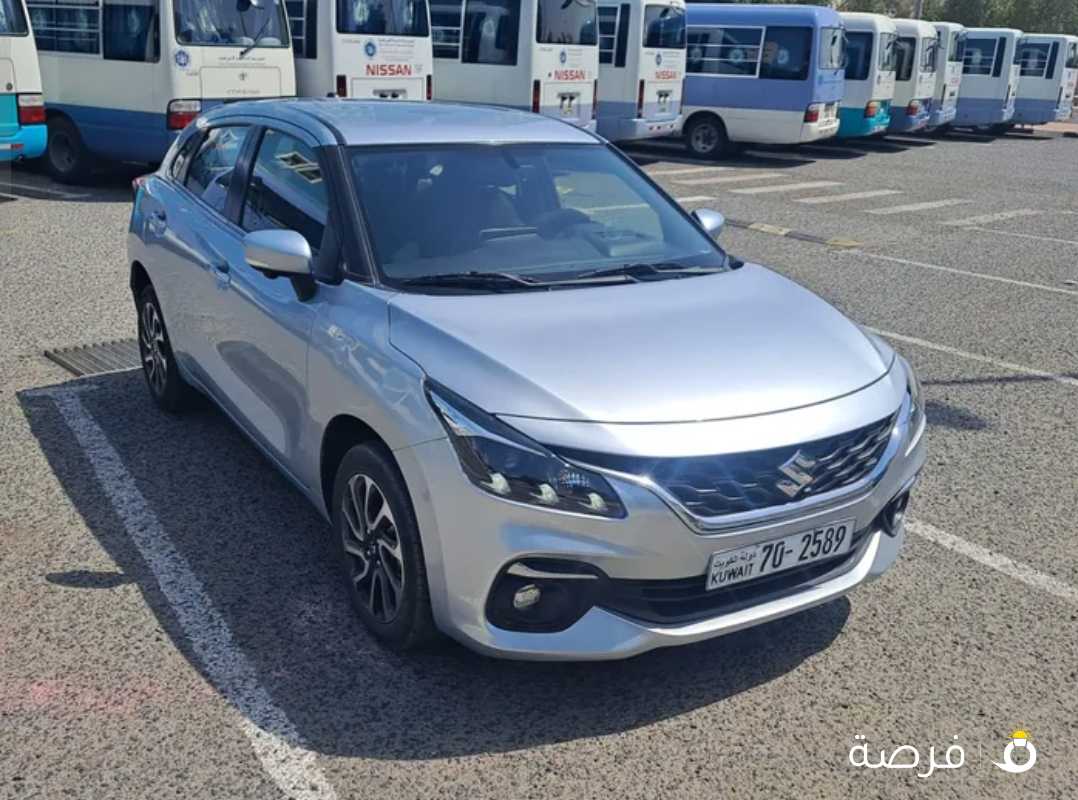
[1068,42,1078,70]
[27,0,100,52]
[102,0,160,62]
[878,32,896,71]
[818,26,844,71]
[894,36,914,81]
[286,0,318,59]
[598,4,629,67]
[169,131,202,181]
[760,26,811,81]
[462,0,518,66]
[686,26,763,77]
[184,126,250,215]
[921,36,937,72]
[845,31,872,82]
[643,4,684,50]
[1016,42,1051,78]
[432,0,463,59]
[241,130,329,254]
[963,37,996,76]
[0,0,29,35]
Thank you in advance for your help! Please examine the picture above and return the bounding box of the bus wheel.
[989,123,1014,136]
[685,115,732,160]
[45,117,93,185]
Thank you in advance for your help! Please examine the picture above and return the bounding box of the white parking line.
[796,189,903,205]
[866,199,971,215]
[0,180,89,199]
[648,166,731,177]
[850,251,1078,298]
[941,209,1043,226]
[42,387,338,800]
[730,180,843,195]
[675,172,786,186]
[962,226,1078,246]
[908,520,1078,604]
[868,327,1078,389]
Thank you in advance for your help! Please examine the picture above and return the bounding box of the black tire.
[684,114,734,160]
[136,285,198,413]
[44,116,94,184]
[332,443,437,651]
[989,123,1014,135]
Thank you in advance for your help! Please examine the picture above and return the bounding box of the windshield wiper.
[396,271,549,292]
[240,15,274,57]
[574,261,727,281]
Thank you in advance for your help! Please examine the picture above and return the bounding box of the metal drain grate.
[45,339,141,377]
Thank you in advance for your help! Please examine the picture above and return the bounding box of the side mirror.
[692,208,725,238]
[244,229,312,277]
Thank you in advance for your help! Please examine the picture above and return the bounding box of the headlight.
[425,382,626,519]
[900,356,926,454]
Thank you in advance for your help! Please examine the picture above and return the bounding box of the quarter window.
[894,36,915,82]
[184,126,249,215]
[431,0,462,58]
[844,31,872,82]
[27,0,101,54]
[643,4,684,50]
[241,130,328,255]
[760,26,811,81]
[920,36,937,73]
[1067,42,1078,70]
[286,0,317,58]
[963,37,996,76]
[1015,42,1051,77]
[0,0,29,35]
[102,0,159,62]
[535,0,596,46]
[686,26,763,77]
[878,32,897,71]
[818,26,844,71]
[169,130,202,181]
[461,0,517,66]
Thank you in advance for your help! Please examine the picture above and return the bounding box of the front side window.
[643,4,684,50]
[349,144,725,290]
[963,37,996,76]
[844,31,871,82]
[878,31,896,71]
[894,36,914,81]
[242,130,328,254]
[760,26,812,81]
[0,0,28,35]
[337,0,428,36]
[1015,42,1051,77]
[535,0,596,46]
[184,126,249,215]
[920,36,937,73]
[461,0,517,66]
[103,0,159,62]
[687,26,762,77]
[431,0,462,58]
[28,0,100,54]
[174,0,289,47]
[819,26,844,71]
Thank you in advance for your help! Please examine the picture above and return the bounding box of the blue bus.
[682,3,844,158]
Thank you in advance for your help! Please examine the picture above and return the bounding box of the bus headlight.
[426,382,625,519]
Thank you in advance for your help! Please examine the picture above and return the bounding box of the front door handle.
[211,259,231,288]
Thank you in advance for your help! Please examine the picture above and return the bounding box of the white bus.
[1,0,46,162]
[595,0,684,142]
[927,21,964,129]
[287,0,433,100]
[27,0,296,182]
[888,17,936,134]
[431,0,599,131]
[1013,34,1078,126]
[837,12,896,139]
[954,27,1022,132]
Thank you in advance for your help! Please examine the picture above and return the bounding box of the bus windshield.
[536,0,597,46]
[643,5,685,50]
[0,0,29,35]
[175,0,289,47]
[338,0,430,36]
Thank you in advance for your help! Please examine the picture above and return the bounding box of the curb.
[725,218,862,249]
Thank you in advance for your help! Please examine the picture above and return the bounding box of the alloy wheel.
[139,301,168,397]
[342,473,406,623]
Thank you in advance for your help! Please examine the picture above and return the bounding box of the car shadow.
[18,371,850,760]
[0,160,141,204]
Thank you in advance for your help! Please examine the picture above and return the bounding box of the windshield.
[819,26,844,70]
[845,31,872,82]
[0,0,28,35]
[536,0,597,46]
[337,0,430,36]
[350,144,725,291]
[643,5,685,50]
[175,0,289,47]
[878,32,897,72]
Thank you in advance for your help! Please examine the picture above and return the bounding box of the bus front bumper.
[0,124,47,162]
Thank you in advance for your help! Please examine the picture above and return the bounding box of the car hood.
[388,264,892,424]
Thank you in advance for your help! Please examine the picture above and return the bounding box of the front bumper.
[397,379,926,661]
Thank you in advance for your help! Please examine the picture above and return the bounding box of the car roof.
[202,99,603,148]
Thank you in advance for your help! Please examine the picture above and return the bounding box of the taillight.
[166,99,201,131]
[426,74,432,101]
[636,79,645,118]
[593,79,598,120]
[804,103,822,123]
[336,74,347,98]
[907,99,921,116]
[865,100,879,118]
[17,93,46,126]
[532,80,541,113]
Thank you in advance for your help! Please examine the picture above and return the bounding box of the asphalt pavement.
[1,127,1076,799]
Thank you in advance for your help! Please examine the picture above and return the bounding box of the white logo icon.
[993,730,1037,774]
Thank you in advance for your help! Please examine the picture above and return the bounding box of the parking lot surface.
[1,127,1077,799]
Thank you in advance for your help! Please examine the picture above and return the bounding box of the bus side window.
[461,0,518,67]
[27,0,101,54]
[286,0,318,59]
[102,0,160,63]
[613,3,628,68]
[432,0,464,59]
[598,6,617,65]
[760,27,811,81]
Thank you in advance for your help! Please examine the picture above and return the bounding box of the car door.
[202,124,331,474]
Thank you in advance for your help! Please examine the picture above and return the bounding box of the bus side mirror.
[693,208,725,238]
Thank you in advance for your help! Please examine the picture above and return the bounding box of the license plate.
[706,518,855,591]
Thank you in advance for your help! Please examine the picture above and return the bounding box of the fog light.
[513,584,542,611]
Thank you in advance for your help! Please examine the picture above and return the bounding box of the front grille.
[558,413,896,519]
[601,528,871,625]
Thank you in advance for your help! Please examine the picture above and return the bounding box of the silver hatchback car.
[128,99,926,660]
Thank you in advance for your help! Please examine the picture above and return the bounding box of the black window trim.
[991,35,1006,78]
[614,2,629,68]
[1045,41,1059,81]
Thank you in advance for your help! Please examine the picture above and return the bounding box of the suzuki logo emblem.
[776,450,818,498]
